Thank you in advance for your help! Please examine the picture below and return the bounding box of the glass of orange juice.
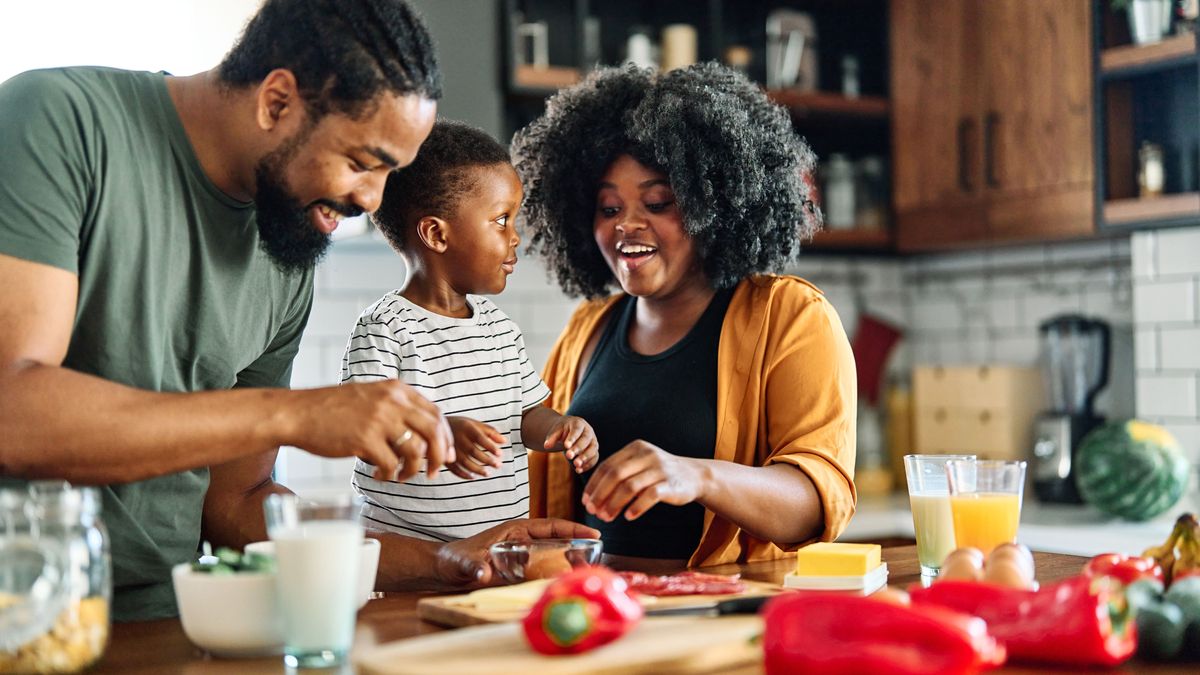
[946,459,1026,555]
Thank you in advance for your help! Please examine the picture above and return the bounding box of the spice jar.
[1139,141,1165,198]
[0,482,111,673]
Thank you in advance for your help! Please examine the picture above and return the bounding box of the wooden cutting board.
[417,579,783,627]
[355,615,763,675]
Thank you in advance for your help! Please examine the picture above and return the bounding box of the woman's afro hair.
[511,62,821,299]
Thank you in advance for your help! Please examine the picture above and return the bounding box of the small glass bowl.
[488,538,602,583]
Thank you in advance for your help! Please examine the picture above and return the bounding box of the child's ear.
[415,216,449,253]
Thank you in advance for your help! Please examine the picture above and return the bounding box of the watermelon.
[1076,420,1191,521]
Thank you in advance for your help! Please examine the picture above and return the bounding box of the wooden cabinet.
[891,0,1094,251]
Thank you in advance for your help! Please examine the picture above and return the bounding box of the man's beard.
[253,131,362,273]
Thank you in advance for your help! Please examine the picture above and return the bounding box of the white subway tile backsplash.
[862,293,909,330]
[1160,327,1200,370]
[1163,422,1200,464]
[1134,279,1196,324]
[1132,231,1157,279]
[910,297,963,331]
[1136,374,1198,418]
[990,334,1041,365]
[1156,228,1200,277]
[1022,289,1087,327]
[987,296,1021,330]
[1136,327,1159,372]
[1083,286,1133,322]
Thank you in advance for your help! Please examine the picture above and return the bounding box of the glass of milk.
[263,494,364,669]
[903,454,976,578]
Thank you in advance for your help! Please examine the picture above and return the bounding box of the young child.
[342,120,598,542]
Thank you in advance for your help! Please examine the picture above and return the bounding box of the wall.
[1132,226,1200,471]
[789,237,1135,416]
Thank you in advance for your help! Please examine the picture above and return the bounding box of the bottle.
[1139,141,1165,198]
[841,54,860,98]
[855,156,888,230]
[625,26,657,70]
[823,153,856,229]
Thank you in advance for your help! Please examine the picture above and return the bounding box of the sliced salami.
[617,570,746,596]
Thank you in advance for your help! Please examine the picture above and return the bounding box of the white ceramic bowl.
[245,537,380,609]
[171,563,284,657]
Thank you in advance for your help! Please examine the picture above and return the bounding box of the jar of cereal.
[0,482,110,673]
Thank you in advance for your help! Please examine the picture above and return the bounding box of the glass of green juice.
[904,454,976,577]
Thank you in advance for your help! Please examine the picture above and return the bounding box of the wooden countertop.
[94,545,1188,674]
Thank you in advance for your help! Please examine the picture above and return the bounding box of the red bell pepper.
[522,565,643,655]
[1084,553,1165,585]
[761,593,1006,675]
[908,576,1136,667]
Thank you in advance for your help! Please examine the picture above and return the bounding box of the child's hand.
[446,416,505,479]
[544,416,599,474]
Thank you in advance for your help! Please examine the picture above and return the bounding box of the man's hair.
[217,0,442,119]
[512,63,821,298]
[373,120,512,251]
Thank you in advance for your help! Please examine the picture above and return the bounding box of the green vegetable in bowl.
[191,545,275,574]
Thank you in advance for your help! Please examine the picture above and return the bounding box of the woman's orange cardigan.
[529,274,858,567]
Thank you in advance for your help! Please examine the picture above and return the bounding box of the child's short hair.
[373,119,511,251]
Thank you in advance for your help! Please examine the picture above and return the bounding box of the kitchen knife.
[643,594,773,617]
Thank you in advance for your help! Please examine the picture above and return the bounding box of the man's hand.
[544,415,599,474]
[435,518,600,587]
[286,381,454,482]
[446,416,505,479]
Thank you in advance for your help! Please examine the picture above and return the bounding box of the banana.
[1143,515,1188,584]
[1170,513,1200,583]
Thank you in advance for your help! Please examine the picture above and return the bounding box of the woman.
[512,63,856,569]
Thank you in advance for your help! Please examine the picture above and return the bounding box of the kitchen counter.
[93,546,1191,674]
[845,492,1200,557]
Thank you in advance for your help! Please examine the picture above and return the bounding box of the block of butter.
[793,542,882,576]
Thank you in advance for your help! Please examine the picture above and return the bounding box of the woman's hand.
[544,415,599,473]
[446,416,505,479]
[581,440,710,522]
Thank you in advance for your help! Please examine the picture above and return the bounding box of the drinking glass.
[263,494,363,669]
[903,454,975,577]
[946,459,1027,555]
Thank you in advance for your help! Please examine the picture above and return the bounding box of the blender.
[1031,315,1111,504]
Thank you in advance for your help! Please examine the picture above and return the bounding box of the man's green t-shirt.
[0,67,315,621]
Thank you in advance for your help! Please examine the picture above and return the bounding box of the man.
[0,0,594,622]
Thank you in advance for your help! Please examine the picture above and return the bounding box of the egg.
[988,543,1035,579]
[938,547,984,582]
[983,556,1033,589]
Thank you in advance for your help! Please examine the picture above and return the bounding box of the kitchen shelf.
[766,90,890,120]
[1103,192,1200,225]
[511,64,581,91]
[806,227,893,250]
[1100,33,1198,77]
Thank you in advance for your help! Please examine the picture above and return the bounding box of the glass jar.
[1139,141,1165,198]
[855,156,889,230]
[0,482,111,673]
[822,153,857,229]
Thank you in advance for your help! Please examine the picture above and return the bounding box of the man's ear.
[416,216,450,254]
[255,69,303,132]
